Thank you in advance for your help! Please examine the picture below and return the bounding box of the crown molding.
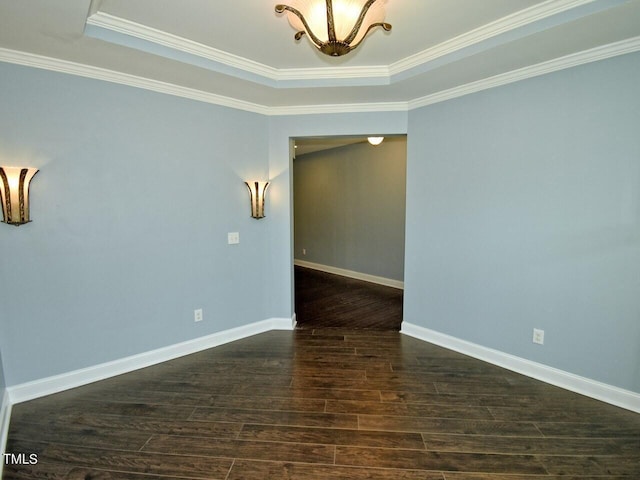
[0,47,269,115]
[389,0,598,76]
[267,101,408,116]
[276,65,390,82]
[1,35,639,116]
[0,46,398,115]
[86,12,280,82]
[408,35,640,110]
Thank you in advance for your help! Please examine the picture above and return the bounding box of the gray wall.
[404,52,640,393]
[0,63,270,386]
[293,138,407,281]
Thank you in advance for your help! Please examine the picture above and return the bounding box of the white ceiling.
[294,136,372,156]
[1,0,639,114]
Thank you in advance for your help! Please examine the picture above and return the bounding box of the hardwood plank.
[273,358,392,373]
[276,385,384,401]
[380,390,531,407]
[434,382,567,396]
[535,421,640,438]
[421,432,638,455]
[230,384,382,401]
[291,346,357,355]
[2,440,233,480]
[7,421,152,451]
[539,453,640,476]
[318,329,401,337]
[392,364,507,377]
[11,400,195,421]
[260,368,368,382]
[358,415,544,436]
[443,475,631,480]
[368,371,515,386]
[189,406,359,429]
[1,462,75,480]
[142,434,336,464]
[1,441,74,480]
[335,445,548,474]
[292,352,391,366]
[326,399,493,419]
[289,376,387,390]
[238,424,426,449]
[89,379,237,396]
[75,389,215,407]
[15,412,242,439]
[142,372,294,389]
[227,459,444,480]
[65,469,206,480]
[42,443,233,479]
[489,405,640,424]
[291,375,440,393]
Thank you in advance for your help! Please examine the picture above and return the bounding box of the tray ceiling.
[0,0,639,114]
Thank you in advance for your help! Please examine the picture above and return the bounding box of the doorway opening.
[292,135,407,331]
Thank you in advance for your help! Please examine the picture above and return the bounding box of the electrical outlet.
[302,248,306,256]
[228,232,240,245]
[194,308,203,322]
[533,328,544,345]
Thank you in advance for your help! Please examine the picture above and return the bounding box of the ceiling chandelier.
[275,0,392,57]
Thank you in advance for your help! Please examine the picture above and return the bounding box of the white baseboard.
[7,317,294,406]
[1,389,11,476]
[294,259,404,290]
[401,322,640,414]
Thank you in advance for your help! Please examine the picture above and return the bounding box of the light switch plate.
[533,328,544,345]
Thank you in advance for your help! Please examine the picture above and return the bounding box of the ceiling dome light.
[275,0,392,57]
[367,136,384,146]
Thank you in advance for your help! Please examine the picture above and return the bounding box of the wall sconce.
[0,166,39,226]
[245,181,270,219]
[367,136,384,146]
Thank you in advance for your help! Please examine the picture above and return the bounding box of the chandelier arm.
[275,4,326,48]
[343,0,379,44]
[348,22,392,49]
[325,0,337,42]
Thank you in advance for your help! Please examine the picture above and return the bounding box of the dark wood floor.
[4,328,640,479]
[295,266,403,330]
